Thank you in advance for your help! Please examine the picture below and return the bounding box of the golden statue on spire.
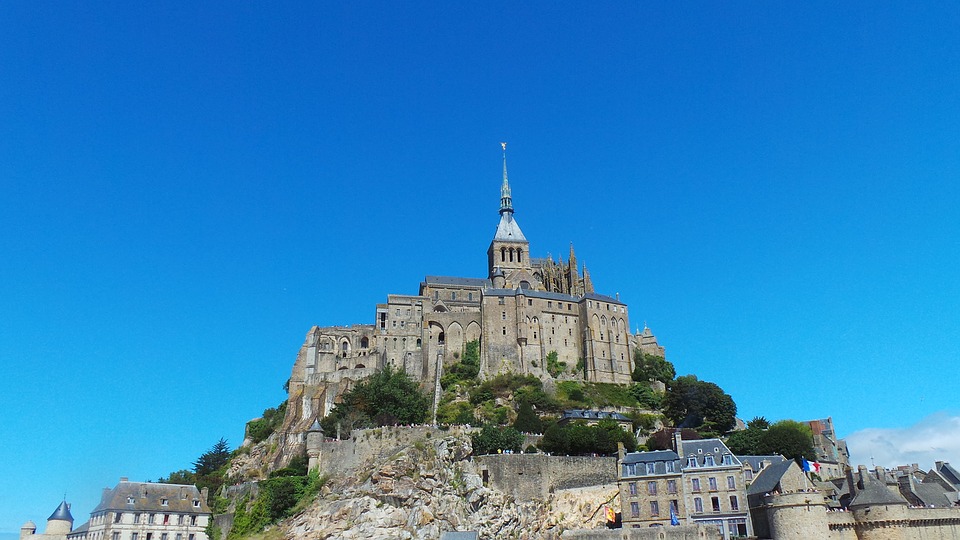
[501,142,507,151]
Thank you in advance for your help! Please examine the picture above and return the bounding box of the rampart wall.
[315,425,475,476]
[562,524,719,540]
[475,454,617,500]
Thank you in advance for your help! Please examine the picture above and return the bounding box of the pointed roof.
[849,479,908,507]
[48,500,73,522]
[492,144,527,242]
[499,142,513,215]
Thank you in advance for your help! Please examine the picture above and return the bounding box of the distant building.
[804,417,849,479]
[558,410,633,429]
[284,149,667,432]
[619,433,752,538]
[66,478,211,540]
[21,501,74,540]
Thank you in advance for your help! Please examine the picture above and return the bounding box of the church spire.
[499,142,513,215]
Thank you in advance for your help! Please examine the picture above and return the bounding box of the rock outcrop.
[279,432,618,539]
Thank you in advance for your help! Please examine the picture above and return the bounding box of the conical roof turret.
[48,500,73,523]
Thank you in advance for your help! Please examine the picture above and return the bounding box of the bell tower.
[487,143,534,288]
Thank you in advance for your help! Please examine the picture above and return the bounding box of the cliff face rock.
[280,433,617,539]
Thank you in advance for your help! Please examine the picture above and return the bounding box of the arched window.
[519,280,530,289]
[501,247,506,262]
[416,338,422,348]
[341,341,348,357]
[517,249,523,262]
[438,331,445,344]
[509,248,514,262]
[360,336,369,348]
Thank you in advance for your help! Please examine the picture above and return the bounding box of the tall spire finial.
[499,142,513,215]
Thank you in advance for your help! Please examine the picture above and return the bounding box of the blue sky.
[2,1,959,534]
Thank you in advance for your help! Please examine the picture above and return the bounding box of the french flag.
[802,459,821,473]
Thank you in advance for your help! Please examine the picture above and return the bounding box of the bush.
[546,351,567,378]
[472,424,524,455]
[538,419,637,456]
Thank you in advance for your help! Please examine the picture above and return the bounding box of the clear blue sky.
[2,1,959,534]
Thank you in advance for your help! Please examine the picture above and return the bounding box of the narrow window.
[501,247,506,262]
[667,479,677,494]
[630,502,639,517]
[711,497,721,512]
[502,327,506,335]
[694,497,703,513]
[451,292,456,300]
[705,455,715,466]
[498,297,505,305]
[148,514,156,524]
[190,515,197,525]
[132,534,139,540]
[468,292,473,301]
[113,513,122,523]
[134,514,141,524]
[691,478,701,491]
[517,249,523,262]
[527,299,532,306]
[647,481,657,495]
[646,463,656,475]
[650,501,659,517]
[628,482,637,496]
[709,477,718,491]
[727,476,736,490]
[730,495,739,511]
[502,311,506,320]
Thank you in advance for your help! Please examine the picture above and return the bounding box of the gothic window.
[361,337,369,348]
[451,292,456,300]
[468,292,473,301]
[517,249,522,262]
[438,332,445,344]
[341,341,348,357]
[416,338,422,348]
[519,280,530,289]
[509,248,514,262]
[501,247,506,262]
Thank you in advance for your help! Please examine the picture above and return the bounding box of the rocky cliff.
[274,431,618,539]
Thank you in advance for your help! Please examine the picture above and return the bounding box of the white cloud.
[846,411,960,471]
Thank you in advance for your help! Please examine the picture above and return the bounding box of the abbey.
[285,148,665,430]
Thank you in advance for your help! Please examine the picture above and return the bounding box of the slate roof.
[92,481,211,514]
[493,213,527,242]
[423,276,491,288]
[738,455,787,472]
[937,462,960,486]
[48,501,73,522]
[519,289,580,302]
[849,480,908,507]
[70,521,90,535]
[746,459,796,496]
[622,450,680,465]
[910,482,955,507]
[681,439,741,468]
[583,292,624,305]
[561,409,631,423]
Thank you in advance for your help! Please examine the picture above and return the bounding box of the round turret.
[45,501,73,536]
[20,520,37,540]
[306,419,325,471]
[492,266,506,288]
[764,491,829,540]
[848,469,908,540]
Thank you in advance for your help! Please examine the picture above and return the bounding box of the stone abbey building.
[285,149,665,431]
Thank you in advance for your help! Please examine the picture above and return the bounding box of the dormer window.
[666,461,676,473]
[688,457,698,468]
[722,454,733,465]
[161,498,168,506]
[704,455,715,466]
[127,497,135,504]
[193,500,200,508]
[646,463,656,475]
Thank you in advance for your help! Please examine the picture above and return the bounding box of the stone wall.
[562,524,719,540]
[315,425,476,476]
[827,506,960,540]
[475,454,617,501]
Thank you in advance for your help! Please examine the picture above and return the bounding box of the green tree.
[538,420,636,456]
[631,351,676,384]
[748,416,770,429]
[192,438,231,504]
[513,401,543,434]
[758,420,815,461]
[629,383,664,409]
[441,340,481,388]
[321,365,431,436]
[157,469,195,485]
[644,428,700,451]
[472,424,524,455]
[546,351,567,378]
[725,426,764,455]
[663,375,737,436]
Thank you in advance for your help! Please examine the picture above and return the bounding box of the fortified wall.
[762,491,960,540]
[474,454,618,501]
[561,525,719,540]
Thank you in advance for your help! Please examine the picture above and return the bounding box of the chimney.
[674,431,684,458]
[201,487,209,502]
[120,477,128,483]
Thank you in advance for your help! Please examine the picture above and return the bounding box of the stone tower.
[487,143,536,288]
[44,501,73,536]
[764,491,829,540]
